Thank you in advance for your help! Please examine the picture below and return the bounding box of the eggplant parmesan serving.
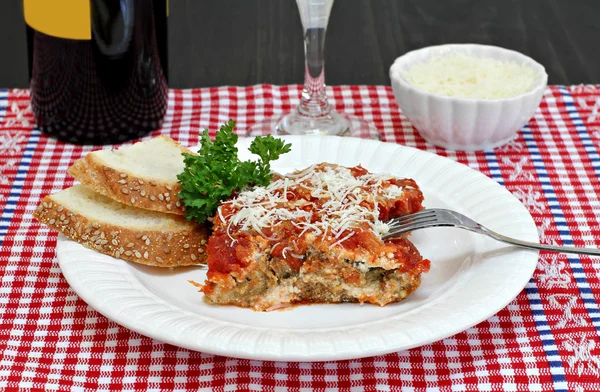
[199,163,430,311]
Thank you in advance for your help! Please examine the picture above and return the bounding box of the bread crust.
[33,194,208,268]
[67,136,192,216]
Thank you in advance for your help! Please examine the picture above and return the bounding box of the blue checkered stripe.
[0,129,41,246]
[559,87,600,183]
[482,88,600,390]
[0,89,8,125]
[558,87,600,335]
[483,146,568,391]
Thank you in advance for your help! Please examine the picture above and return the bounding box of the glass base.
[248,110,381,140]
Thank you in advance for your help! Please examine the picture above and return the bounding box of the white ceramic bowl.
[389,44,548,151]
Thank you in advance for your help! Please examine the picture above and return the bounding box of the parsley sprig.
[177,120,292,223]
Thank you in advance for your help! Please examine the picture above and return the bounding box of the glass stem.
[297,27,331,118]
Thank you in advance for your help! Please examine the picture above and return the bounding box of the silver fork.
[382,208,600,257]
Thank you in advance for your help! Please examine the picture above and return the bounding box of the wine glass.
[249,0,380,139]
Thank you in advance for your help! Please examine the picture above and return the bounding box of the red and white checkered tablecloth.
[0,85,599,391]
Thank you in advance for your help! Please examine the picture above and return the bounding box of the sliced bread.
[33,185,208,267]
[68,136,193,216]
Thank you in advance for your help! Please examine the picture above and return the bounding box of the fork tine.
[384,218,446,238]
[383,209,446,238]
[387,209,437,226]
[388,217,439,231]
[387,215,437,230]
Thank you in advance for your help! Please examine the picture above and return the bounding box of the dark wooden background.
[2,0,599,88]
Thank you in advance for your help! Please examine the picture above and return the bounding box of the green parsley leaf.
[177,120,292,223]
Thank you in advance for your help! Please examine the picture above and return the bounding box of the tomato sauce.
[207,233,253,275]
[208,164,427,275]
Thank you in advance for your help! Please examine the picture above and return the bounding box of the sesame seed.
[43,202,48,208]
[156,257,164,263]
[93,230,100,236]
[145,238,150,246]
[176,201,181,208]
[163,248,171,254]
[119,247,125,253]
[166,204,172,210]
[183,244,190,249]
[165,197,171,202]
[167,234,173,241]
[191,254,197,261]
[118,179,127,184]
[134,251,142,258]
[149,195,156,201]
[127,242,134,248]
[158,194,164,201]
[166,185,173,191]
[100,232,105,239]
[92,223,100,229]
[143,251,149,259]
[60,214,66,221]
[57,206,64,212]
[200,240,207,245]
[48,219,55,224]
[198,248,204,253]
[67,212,73,216]
[63,219,70,225]
[125,251,132,256]
[111,239,119,246]
[130,197,136,204]
[100,239,108,245]
[164,192,170,197]
[140,190,146,197]
[136,233,143,239]
[90,236,98,242]
[142,235,148,240]
[81,235,88,240]
[120,173,128,178]
[48,202,53,208]
[150,180,157,186]
[133,186,140,191]
[115,251,121,258]
[138,180,144,185]
[122,188,130,194]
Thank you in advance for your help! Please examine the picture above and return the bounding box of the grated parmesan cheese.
[403,53,539,99]
[217,164,408,247]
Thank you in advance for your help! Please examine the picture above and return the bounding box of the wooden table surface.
[2,0,599,88]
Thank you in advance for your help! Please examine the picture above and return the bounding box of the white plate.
[57,136,538,362]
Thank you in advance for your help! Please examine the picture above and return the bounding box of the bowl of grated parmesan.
[389,44,547,151]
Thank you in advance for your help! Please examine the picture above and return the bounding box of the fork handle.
[482,228,600,257]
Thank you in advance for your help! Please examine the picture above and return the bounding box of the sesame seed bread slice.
[68,136,193,216]
[33,185,208,268]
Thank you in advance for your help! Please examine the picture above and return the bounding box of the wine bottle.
[25,0,169,145]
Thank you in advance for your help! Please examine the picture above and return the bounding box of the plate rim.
[57,135,539,361]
